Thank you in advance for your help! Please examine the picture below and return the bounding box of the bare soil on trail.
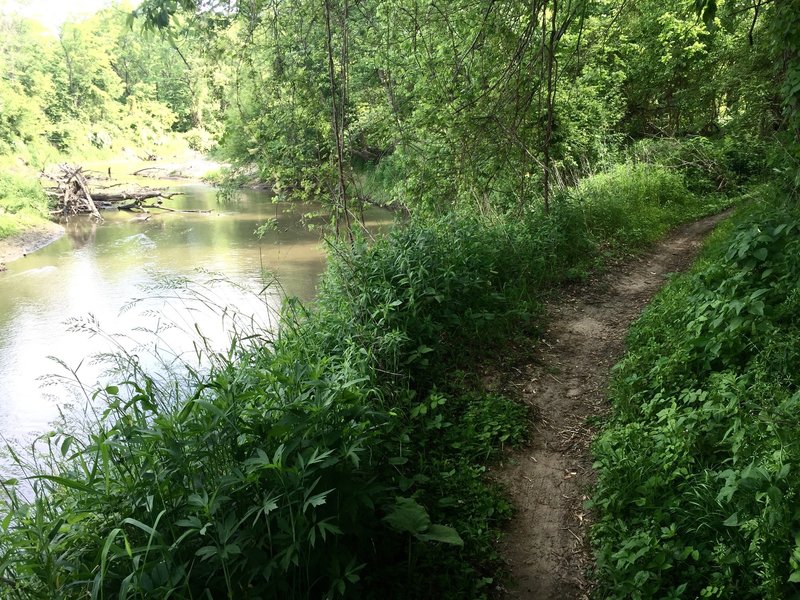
[492,210,732,599]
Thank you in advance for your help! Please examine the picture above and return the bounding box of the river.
[0,183,391,452]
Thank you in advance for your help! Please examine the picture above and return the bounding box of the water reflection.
[64,218,99,249]
[0,185,392,450]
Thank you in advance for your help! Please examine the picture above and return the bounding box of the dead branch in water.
[43,165,103,221]
[132,167,165,177]
[114,198,208,214]
[43,165,195,218]
[92,190,185,203]
[138,204,210,213]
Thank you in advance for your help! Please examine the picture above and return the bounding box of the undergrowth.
[591,186,800,599]
[0,151,738,598]
[0,171,50,239]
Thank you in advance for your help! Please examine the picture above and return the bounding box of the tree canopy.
[128,0,796,213]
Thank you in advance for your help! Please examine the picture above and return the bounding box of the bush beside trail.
[591,188,800,599]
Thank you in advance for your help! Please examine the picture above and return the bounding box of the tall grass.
[574,163,715,248]
[0,156,730,598]
[0,171,51,239]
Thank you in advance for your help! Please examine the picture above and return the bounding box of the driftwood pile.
[44,165,195,221]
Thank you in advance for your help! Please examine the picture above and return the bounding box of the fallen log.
[138,204,211,213]
[72,168,102,221]
[116,199,210,214]
[43,165,187,219]
[132,167,165,177]
[91,190,185,203]
[44,165,103,221]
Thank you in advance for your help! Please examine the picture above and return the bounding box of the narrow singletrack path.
[494,211,731,599]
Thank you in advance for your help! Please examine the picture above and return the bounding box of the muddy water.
[0,185,391,448]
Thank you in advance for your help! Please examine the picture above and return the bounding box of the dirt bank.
[0,220,65,271]
[492,210,731,599]
[75,151,226,185]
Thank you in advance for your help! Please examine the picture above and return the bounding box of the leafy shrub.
[591,191,800,599]
[184,127,218,153]
[571,163,692,247]
[0,171,50,238]
[631,136,768,196]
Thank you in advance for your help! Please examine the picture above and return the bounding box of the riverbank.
[0,151,221,269]
[84,150,226,183]
[0,220,64,270]
[0,168,57,268]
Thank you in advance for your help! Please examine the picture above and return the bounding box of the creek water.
[0,184,391,453]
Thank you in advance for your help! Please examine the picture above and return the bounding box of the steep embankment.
[496,210,731,598]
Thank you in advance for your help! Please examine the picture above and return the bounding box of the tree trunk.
[542,0,558,214]
[324,0,352,241]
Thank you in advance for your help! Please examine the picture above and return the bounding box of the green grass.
[0,170,51,239]
[574,163,728,248]
[590,186,800,599]
[0,150,736,598]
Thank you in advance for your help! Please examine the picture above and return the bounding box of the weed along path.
[494,210,732,599]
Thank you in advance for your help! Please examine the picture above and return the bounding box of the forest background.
[2,0,797,226]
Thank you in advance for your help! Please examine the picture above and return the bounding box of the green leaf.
[383,497,431,534]
[27,474,99,495]
[766,485,782,506]
[122,517,158,537]
[304,489,333,513]
[196,545,217,560]
[723,513,739,527]
[177,516,202,529]
[99,527,123,594]
[417,524,464,546]
[262,497,279,515]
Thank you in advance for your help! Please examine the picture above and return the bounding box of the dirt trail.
[495,211,731,599]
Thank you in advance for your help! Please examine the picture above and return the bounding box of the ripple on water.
[16,265,58,278]
[116,232,157,250]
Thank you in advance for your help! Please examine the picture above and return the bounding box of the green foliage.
[184,127,218,153]
[134,0,788,214]
[0,171,50,239]
[1,0,791,594]
[773,0,800,136]
[573,163,700,248]
[631,136,769,195]
[591,190,800,599]
[0,6,228,164]
[0,15,55,157]
[616,0,781,140]
[4,0,793,214]
[0,158,726,597]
